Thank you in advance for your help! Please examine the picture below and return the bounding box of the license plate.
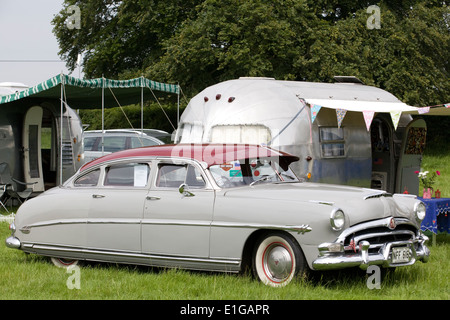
[391,247,412,264]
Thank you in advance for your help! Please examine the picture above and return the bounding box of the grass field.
[0,150,448,301]
[0,221,448,300]
[0,220,448,300]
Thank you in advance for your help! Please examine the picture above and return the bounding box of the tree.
[53,0,449,106]
[146,0,320,94]
[52,0,201,78]
[296,2,449,107]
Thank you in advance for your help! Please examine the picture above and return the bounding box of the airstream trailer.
[0,83,84,195]
[175,77,427,195]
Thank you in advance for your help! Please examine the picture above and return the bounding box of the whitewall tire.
[252,233,306,287]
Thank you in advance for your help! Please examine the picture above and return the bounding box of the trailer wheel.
[252,232,306,287]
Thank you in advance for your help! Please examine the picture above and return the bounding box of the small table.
[419,197,449,245]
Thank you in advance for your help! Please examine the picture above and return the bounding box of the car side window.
[156,163,206,189]
[74,168,101,187]
[130,136,159,148]
[104,163,150,187]
[103,136,127,153]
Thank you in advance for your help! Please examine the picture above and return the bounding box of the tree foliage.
[53,0,449,130]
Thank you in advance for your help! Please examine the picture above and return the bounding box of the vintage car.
[6,144,430,287]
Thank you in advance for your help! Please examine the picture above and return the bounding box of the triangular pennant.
[336,109,347,128]
[363,111,375,131]
[418,107,430,114]
[390,111,402,130]
[311,104,321,123]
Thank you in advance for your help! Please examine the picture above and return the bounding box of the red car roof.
[80,144,299,171]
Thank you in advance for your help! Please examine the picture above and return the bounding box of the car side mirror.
[179,183,195,197]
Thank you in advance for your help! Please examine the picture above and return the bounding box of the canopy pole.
[177,83,180,127]
[60,72,64,186]
[141,76,144,133]
[101,75,105,155]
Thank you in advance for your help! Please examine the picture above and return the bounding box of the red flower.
[436,171,441,175]
[415,171,420,174]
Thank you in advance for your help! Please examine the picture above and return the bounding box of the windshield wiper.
[250,175,271,186]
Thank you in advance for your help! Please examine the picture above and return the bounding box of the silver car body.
[6,144,429,283]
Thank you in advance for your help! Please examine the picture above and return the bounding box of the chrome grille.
[337,217,418,254]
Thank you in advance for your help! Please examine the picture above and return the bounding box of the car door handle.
[92,194,105,199]
[146,196,161,201]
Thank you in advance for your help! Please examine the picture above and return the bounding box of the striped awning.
[0,74,179,108]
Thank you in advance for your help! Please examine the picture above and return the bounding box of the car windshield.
[209,157,299,188]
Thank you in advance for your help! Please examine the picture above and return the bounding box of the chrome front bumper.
[312,233,430,271]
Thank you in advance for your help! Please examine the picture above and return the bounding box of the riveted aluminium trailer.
[175,77,433,195]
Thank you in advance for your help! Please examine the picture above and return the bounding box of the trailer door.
[23,106,44,192]
[395,118,427,195]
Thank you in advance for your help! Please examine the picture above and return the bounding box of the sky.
[0,0,83,87]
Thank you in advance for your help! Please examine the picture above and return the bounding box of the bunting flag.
[390,111,402,130]
[311,104,321,123]
[336,109,347,128]
[363,111,375,131]
[414,102,450,114]
[418,107,430,114]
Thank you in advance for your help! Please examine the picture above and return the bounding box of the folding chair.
[0,184,9,213]
[0,163,36,206]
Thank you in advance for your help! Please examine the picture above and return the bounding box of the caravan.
[175,77,427,195]
[0,82,83,195]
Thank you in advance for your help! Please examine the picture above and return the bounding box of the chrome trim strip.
[364,192,393,200]
[141,219,211,227]
[20,242,241,270]
[211,221,312,234]
[21,219,312,234]
[308,200,334,206]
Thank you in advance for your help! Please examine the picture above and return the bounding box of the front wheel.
[252,232,306,287]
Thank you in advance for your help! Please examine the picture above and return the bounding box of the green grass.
[0,221,448,300]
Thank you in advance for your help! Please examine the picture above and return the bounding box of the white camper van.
[175,77,427,194]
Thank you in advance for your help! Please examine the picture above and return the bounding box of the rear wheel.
[252,232,306,287]
[51,257,79,268]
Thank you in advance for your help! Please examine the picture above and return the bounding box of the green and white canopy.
[0,73,179,109]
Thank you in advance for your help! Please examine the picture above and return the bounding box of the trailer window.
[177,123,204,143]
[319,127,345,158]
[210,125,271,144]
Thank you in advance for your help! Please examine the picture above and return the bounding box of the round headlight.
[330,209,345,231]
[414,201,426,221]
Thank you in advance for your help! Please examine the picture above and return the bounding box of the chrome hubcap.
[263,243,293,283]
